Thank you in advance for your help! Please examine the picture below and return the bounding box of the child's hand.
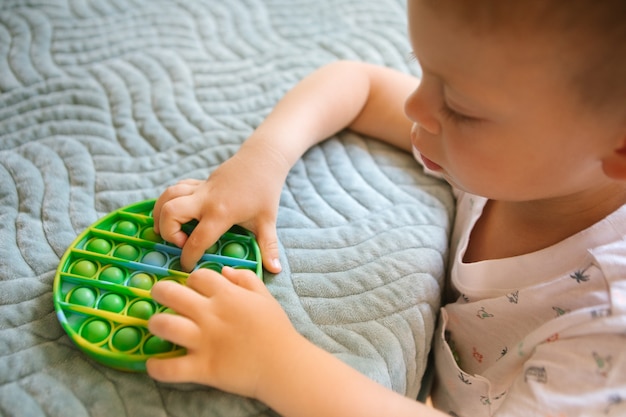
[146,266,296,397]
[152,146,288,273]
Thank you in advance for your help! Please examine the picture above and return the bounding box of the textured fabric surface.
[0,1,454,416]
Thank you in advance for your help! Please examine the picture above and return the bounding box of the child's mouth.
[420,153,442,171]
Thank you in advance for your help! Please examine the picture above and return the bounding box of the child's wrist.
[238,136,292,179]
[254,330,310,404]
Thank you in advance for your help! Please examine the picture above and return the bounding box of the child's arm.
[152,60,417,272]
[147,267,446,417]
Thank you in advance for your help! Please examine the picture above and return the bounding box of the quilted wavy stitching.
[0,1,453,416]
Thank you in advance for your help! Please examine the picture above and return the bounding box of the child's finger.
[180,219,230,272]
[176,179,204,186]
[185,268,226,298]
[146,355,201,384]
[185,268,266,300]
[152,181,201,233]
[255,222,282,273]
[148,312,202,349]
[151,279,207,318]
[220,266,268,293]
[156,197,199,248]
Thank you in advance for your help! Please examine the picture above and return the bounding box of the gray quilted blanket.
[0,0,454,416]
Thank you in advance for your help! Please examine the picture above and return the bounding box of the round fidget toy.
[53,199,262,372]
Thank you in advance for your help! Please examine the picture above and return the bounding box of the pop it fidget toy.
[53,199,263,372]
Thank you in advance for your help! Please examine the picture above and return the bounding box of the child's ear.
[602,136,626,180]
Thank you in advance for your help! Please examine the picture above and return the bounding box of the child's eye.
[440,103,481,125]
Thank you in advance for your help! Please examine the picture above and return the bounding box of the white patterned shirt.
[431,192,626,417]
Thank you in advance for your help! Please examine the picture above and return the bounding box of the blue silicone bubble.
[53,199,263,372]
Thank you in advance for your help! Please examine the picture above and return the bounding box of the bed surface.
[0,1,454,416]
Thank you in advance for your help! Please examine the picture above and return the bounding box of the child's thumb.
[256,224,282,274]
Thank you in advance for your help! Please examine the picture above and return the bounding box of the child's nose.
[404,82,440,136]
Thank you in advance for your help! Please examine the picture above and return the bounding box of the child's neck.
[463,182,626,263]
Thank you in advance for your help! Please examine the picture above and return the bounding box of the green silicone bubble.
[114,244,139,261]
[69,287,97,307]
[221,242,247,259]
[168,259,182,270]
[99,266,125,284]
[128,300,154,320]
[113,220,138,236]
[86,238,111,254]
[143,336,173,354]
[128,273,153,290]
[199,262,222,272]
[99,293,126,313]
[112,327,141,351]
[71,260,97,277]
[207,242,219,254]
[140,227,161,242]
[82,320,110,344]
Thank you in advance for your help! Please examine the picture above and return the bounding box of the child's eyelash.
[440,103,480,124]
[406,50,480,125]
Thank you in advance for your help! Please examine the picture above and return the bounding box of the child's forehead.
[409,2,555,70]
[408,2,548,112]
[420,1,540,33]
[418,0,624,38]
[411,0,626,115]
